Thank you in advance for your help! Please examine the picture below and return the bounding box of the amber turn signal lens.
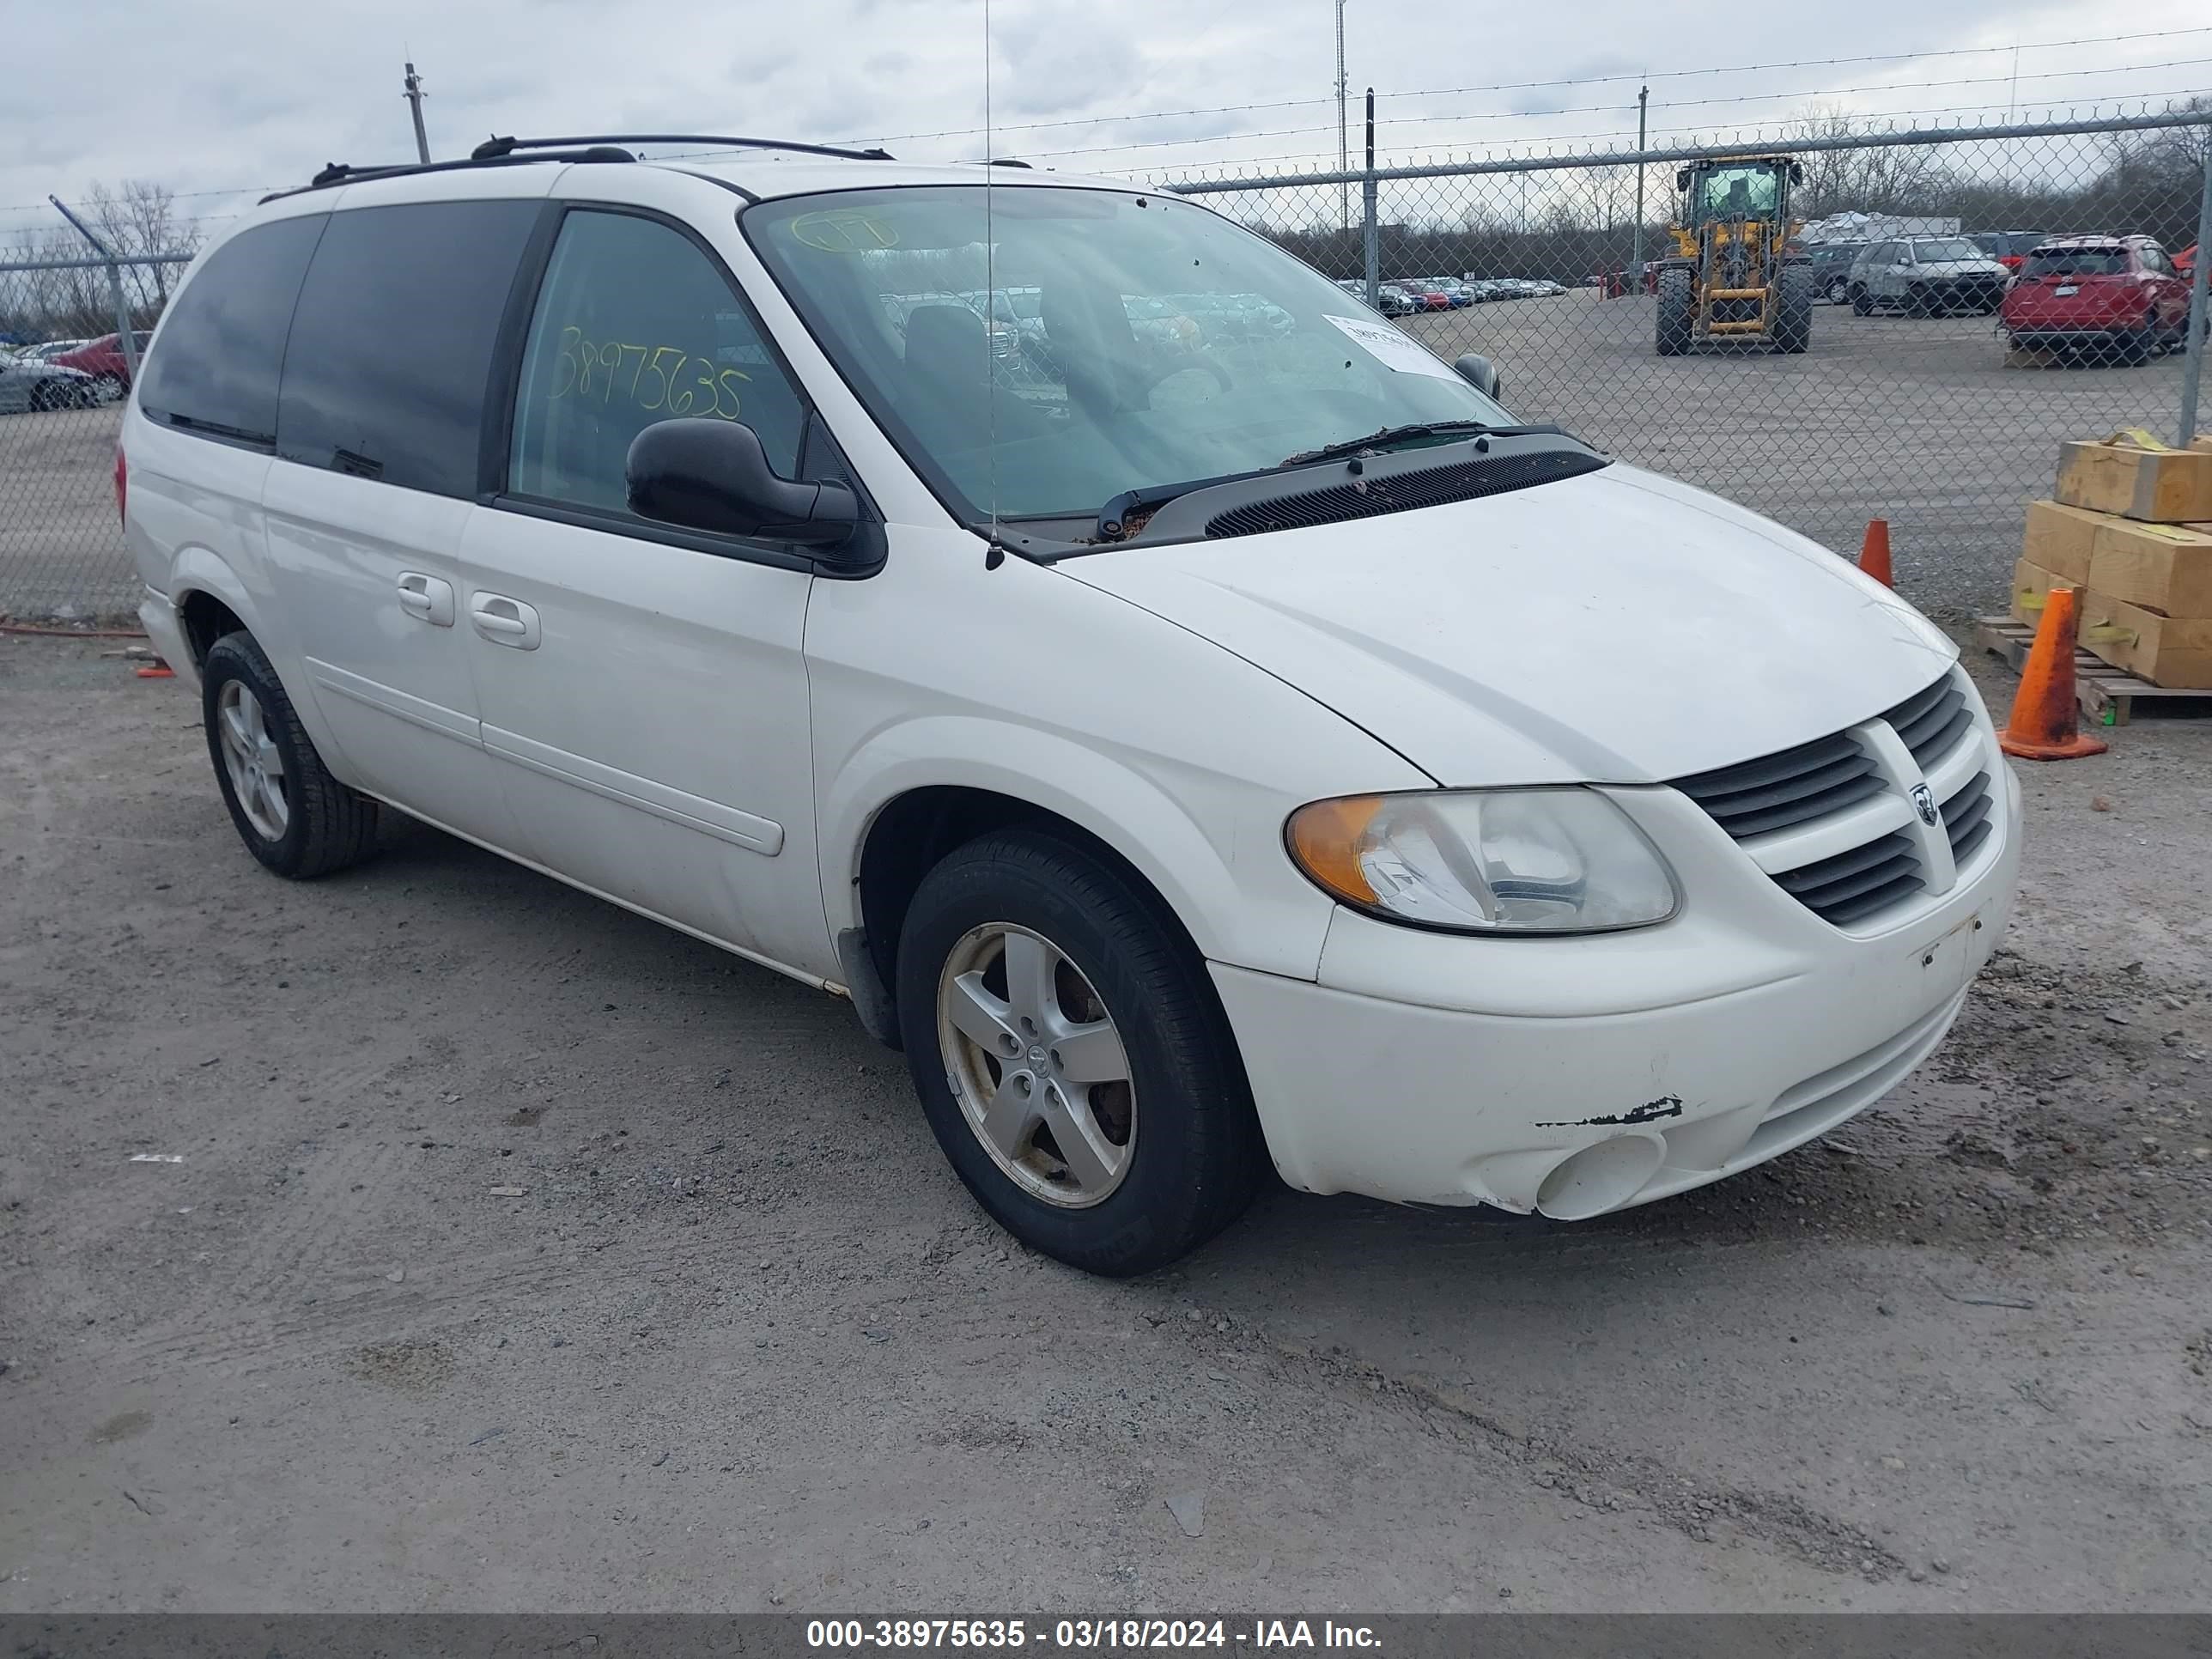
[1285,795,1383,905]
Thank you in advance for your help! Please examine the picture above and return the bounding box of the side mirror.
[626,418,859,550]
[1453,354,1503,402]
[1674,167,1691,191]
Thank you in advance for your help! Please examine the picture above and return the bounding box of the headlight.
[1285,788,1679,934]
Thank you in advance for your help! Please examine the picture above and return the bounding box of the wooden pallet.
[1974,617,2212,726]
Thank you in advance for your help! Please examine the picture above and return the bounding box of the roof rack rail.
[471,133,894,163]
[264,148,638,204]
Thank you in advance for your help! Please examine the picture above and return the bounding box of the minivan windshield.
[744,185,1514,526]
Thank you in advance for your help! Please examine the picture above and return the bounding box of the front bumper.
[1910,279,2005,310]
[1212,763,2022,1217]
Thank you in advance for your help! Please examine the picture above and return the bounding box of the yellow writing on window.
[550,327,751,420]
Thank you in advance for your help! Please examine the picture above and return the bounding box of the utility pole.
[1335,1,1350,237]
[50,195,138,384]
[1629,83,1649,289]
[404,61,431,164]
[1362,88,1378,306]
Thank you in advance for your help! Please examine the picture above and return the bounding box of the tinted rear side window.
[277,200,539,496]
[137,216,325,445]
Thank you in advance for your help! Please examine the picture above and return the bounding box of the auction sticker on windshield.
[1322,312,1459,380]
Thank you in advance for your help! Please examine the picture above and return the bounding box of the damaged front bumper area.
[1210,772,2022,1218]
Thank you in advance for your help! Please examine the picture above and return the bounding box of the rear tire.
[27,380,60,412]
[202,631,380,879]
[1826,277,1850,306]
[1773,264,1814,354]
[2118,314,2155,367]
[1655,268,1693,356]
[1850,285,1874,317]
[895,829,1264,1276]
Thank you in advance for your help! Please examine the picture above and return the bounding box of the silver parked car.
[0,354,96,413]
[1847,237,2009,316]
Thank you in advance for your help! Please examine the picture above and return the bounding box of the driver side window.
[509,210,807,517]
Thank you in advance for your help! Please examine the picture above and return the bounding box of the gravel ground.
[2,635,2210,1613]
[3,291,2197,624]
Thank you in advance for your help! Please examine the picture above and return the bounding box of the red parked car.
[1399,283,1453,312]
[52,331,152,396]
[1999,237,2192,363]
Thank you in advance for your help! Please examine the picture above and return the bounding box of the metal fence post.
[1362,89,1379,307]
[48,194,139,383]
[2179,131,2212,446]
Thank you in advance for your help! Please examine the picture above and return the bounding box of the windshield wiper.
[1279,420,1498,468]
[1091,421,1571,542]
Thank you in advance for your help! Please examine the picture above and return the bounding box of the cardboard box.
[2021,500,2104,584]
[2009,557,2069,626]
[2053,430,2212,523]
[2087,519,2212,618]
[2077,591,2212,689]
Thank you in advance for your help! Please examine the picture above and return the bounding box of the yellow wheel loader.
[1654,154,1813,356]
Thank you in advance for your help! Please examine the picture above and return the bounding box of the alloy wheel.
[216,679,289,841]
[935,922,1135,1208]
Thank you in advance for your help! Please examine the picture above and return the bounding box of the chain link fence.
[3,114,2209,625]
[1165,111,2212,623]
[1,251,188,623]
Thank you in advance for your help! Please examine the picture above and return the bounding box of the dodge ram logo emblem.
[1911,782,1939,826]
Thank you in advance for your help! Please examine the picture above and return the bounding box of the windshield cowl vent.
[1201,447,1608,540]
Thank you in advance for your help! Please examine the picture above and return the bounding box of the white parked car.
[124,135,2020,1273]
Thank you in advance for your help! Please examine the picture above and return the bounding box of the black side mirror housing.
[1453,354,1503,402]
[626,418,860,551]
[1674,167,1692,191]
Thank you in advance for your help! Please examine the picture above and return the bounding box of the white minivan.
[124,135,2020,1274]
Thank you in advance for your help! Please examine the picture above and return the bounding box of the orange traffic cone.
[1998,585,2106,760]
[1856,519,1893,588]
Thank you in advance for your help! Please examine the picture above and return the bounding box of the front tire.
[895,829,1264,1276]
[1655,268,1693,356]
[202,631,380,878]
[1773,264,1813,354]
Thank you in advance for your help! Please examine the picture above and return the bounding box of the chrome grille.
[1673,667,1994,929]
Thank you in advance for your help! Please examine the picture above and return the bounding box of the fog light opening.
[1534,1134,1666,1221]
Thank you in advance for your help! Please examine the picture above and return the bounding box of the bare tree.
[80,179,202,319]
[1785,105,1953,220]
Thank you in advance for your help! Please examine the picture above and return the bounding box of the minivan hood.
[1060,464,1956,785]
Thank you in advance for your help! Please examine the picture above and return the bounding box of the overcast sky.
[3,0,2205,246]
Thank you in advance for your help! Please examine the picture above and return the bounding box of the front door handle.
[397,571,454,627]
[470,592,541,650]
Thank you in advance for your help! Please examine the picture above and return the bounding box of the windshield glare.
[1691,167,1778,223]
[743,186,1512,523]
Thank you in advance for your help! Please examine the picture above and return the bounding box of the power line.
[834,23,2212,149]
[1116,94,2206,179]
[1016,60,2205,161]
